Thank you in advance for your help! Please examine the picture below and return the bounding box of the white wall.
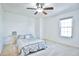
[34,17,40,38]
[42,9,79,47]
[0,4,4,54]
[3,12,36,37]
[34,17,43,39]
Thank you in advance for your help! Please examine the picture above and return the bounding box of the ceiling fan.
[27,3,54,15]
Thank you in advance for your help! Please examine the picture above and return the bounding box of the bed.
[17,34,47,56]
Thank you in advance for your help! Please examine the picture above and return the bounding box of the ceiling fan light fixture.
[36,8,43,12]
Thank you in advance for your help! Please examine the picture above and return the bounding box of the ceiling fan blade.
[27,8,36,10]
[44,7,54,10]
[42,11,47,15]
[34,11,38,15]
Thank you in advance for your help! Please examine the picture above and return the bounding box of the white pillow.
[25,34,34,39]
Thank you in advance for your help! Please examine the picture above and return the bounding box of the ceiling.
[1,3,79,17]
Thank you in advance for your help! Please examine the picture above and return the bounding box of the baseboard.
[46,39,79,49]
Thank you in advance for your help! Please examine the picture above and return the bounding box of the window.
[60,17,72,37]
